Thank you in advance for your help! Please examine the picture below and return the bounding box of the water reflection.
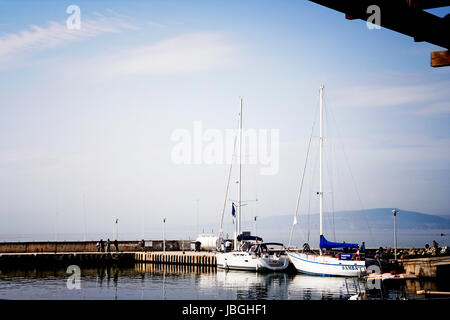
[0,264,447,300]
[213,270,290,300]
[287,274,364,300]
[95,265,120,289]
[134,263,216,276]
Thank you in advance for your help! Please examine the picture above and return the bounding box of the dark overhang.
[310,0,450,67]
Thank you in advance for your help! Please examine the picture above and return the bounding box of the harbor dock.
[134,251,216,266]
[0,241,449,278]
[0,251,217,268]
[0,240,217,268]
[0,251,136,268]
[400,256,450,278]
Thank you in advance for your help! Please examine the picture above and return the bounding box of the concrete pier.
[0,240,191,253]
[0,251,217,268]
[400,256,450,278]
[0,252,136,268]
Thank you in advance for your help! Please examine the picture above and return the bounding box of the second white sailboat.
[216,98,289,272]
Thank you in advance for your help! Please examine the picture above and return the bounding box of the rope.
[218,116,240,241]
[308,138,320,244]
[324,94,375,245]
[323,100,337,241]
[288,100,318,248]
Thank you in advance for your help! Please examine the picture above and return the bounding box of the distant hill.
[148,208,449,248]
[246,208,450,232]
[222,208,450,247]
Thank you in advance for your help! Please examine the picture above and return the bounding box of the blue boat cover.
[237,234,263,241]
[320,235,359,249]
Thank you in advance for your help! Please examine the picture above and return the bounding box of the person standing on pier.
[106,239,111,253]
[100,239,104,252]
[433,240,440,256]
[114,239,119,252]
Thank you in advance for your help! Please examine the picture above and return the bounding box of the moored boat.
[287,85,367,277]
[215,98,289,272]
[217,240,290,271]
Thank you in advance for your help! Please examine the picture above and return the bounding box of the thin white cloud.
[70,32,239,79]
[331,81,450,109]
[0,13,138,69]
[413,101,450,116]
[144,21,167,28]
[0,148,58,167]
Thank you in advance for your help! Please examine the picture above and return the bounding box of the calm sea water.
[0,264,447,300]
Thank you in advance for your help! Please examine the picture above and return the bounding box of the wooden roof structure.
[310,0,450,67]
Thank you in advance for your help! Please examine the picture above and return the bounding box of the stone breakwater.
[0,251,217,269]
[0,240,191,253]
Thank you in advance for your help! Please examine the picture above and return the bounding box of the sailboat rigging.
[287,85,367,277]
[216,98,289,272]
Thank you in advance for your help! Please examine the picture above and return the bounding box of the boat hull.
[287,252,366,277]
[216,252,290,272]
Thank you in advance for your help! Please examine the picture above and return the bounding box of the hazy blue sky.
[0,1,449,240]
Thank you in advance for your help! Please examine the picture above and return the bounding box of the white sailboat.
[216,98,289,272]
[287,85,366,277]
[216,240,290,271]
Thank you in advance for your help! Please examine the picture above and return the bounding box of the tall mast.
[235,97,243,250]
[319,85,324,248]
[239,97,243,237]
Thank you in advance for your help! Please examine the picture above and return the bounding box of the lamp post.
[163,218,166,252]
[114,218,119,241]
[392,209,398,260]
[196,199,200,236]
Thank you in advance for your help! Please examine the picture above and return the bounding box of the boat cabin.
[247,242,285,258]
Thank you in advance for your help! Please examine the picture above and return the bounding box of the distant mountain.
[223,208,450,248]
[128,207,449,248]
[248,208,450,232]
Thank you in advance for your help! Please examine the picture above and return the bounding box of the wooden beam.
[431,50,450,67]
[406,0,450,9]
[309,0,450,49]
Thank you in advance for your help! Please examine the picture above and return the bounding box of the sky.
[0,1,449,241]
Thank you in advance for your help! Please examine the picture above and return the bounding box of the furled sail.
[237,234,263,242]
[319,235,358,250]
